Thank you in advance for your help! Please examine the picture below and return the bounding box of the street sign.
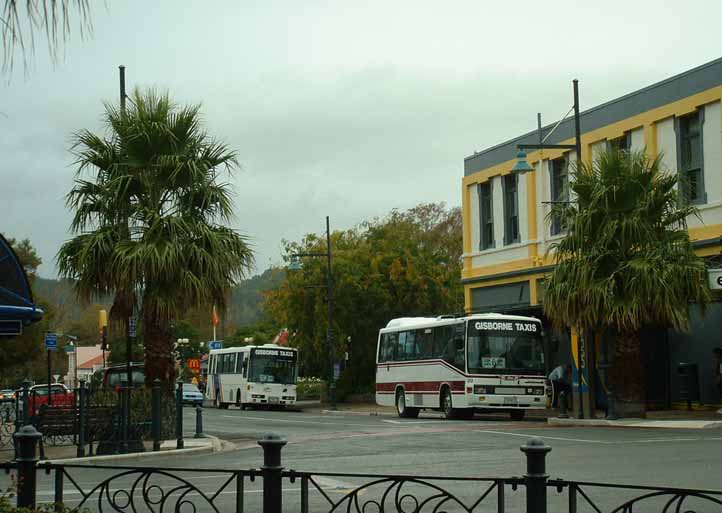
[0,320,22,336]
[129,316,137,338]
[708,269,722,290]
[45,332,58,351]
[187,358,201,373]
[208,341,223,350]
[333,363,341,380]
[65,344,75,353]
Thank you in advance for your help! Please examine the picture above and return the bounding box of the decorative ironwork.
[0,403,16,450]
[287,471,521,513]
[43,463,260,513]
[551,479,722,513]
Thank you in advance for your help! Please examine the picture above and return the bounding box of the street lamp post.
[511,79,591,420]
[288,216,337,410]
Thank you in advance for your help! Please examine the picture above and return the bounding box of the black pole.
[21,380,30,426]
[326,216,337,410]
[521,438,552,513]
[258,433,287,513]
[47,350,52,407]
[152,379,161,451]
[119,65,126,113]
[175,381,184,449]
[77,381,86,457]
[118,379,128,454]
[14,425,42,509]
[572,79,586,420]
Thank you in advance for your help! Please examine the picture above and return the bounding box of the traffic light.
[99,309,108,350]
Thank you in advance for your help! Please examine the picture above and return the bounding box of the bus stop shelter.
[0,233,43,336]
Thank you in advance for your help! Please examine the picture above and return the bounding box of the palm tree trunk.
[609,328,647,417]
[143,306,176,390]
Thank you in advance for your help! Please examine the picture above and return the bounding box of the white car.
[182,384,204,406]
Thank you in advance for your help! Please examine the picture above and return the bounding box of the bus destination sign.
[253,348,297,359]
[474,321,538,332]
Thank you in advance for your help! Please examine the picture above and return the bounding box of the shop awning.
[0,233,43,335]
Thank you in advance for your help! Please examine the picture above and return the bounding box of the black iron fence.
[3,426,722,513]
[1,380,183,458]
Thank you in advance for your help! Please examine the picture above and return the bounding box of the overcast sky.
[2,0,722,279]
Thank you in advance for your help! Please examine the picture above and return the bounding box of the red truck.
[26,384,75,416]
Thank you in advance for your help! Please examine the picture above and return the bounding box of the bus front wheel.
[396,390,419,419]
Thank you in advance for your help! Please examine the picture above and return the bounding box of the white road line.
[382,420,448,425]
[221,415,379,427]
[478,430,722,445]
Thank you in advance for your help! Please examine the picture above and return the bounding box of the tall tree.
[543,149,710,416]
[265,203,463,391]
[2,0,93,73]
[58,89,254,388]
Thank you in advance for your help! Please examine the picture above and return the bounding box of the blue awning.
[0,233,44,334]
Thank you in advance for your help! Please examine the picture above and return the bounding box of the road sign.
[45,332,58,351]
[333,363,341,380]
[129,316,137,337]
[708,269,722,290]
[208,341,223,350]
[65,344,75,353]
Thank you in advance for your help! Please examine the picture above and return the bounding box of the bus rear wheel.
[441,387,459,420]
[510,410,526,421]
[396,390,419,419]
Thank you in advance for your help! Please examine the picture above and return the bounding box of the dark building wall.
[668,303,722,405]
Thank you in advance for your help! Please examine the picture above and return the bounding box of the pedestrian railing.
[3,425,722,513]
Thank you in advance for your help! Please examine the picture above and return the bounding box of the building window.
[608,132,630,153]
[550,157,568,236]
[677,110,705,204]
[503,174,519,245]
[478,182,494,250]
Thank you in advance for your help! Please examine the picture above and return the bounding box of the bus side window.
[236,353,244,374]
[415,329,433,359]
[242,359,248,378]
[380,333,397,362]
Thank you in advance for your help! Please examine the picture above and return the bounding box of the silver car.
[182,383,204,406]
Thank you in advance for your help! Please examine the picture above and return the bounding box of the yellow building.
[461,57,722,410]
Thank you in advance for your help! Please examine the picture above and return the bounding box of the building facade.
[461,58,722,412]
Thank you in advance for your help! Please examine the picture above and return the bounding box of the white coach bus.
[206,344,298,409]
[376,314,547,420]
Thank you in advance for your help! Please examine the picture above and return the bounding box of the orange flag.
[212,306,220,326]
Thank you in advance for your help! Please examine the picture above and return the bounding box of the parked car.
[26,384,75,416]
[182,383,204,406]
[102,363,146,390]
[0,389,14,403]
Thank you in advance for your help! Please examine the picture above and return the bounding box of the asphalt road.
[4,406,722,512]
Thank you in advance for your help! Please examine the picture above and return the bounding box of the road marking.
[382,420,448,425]
[478,430,722,445]
[222,415,378,427]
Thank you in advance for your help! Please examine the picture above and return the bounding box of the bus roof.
[383,313,540,330]
[208,344,297,355]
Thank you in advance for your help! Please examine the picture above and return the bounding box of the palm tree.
[2,0,93,73]
[58,89,254,387]
[543,149,710,417]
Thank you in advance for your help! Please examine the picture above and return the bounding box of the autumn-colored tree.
[265,203,463,393]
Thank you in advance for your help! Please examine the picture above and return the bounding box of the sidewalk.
[549,409,722,429]
[1,435,231,464]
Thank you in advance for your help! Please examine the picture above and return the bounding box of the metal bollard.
[14,425,42,509]
[152,379,161,451]
[558,391,569,419]
[521,438,551,513]
[175,382,184,449]
[195,405,203,438]
[259,433,287,513]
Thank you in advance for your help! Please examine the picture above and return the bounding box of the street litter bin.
[677,362,699,409]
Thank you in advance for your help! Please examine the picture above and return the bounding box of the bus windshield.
[249,352,297,384]
[467,323,544,375]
